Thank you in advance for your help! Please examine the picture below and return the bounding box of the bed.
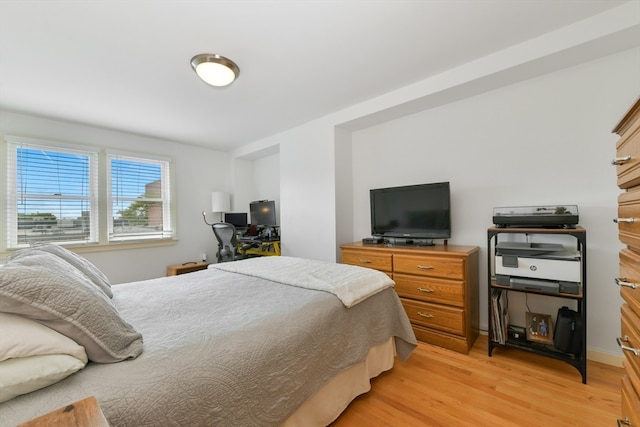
[0,246,417,426]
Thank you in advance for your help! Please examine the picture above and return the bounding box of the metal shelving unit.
[487,227,587,384]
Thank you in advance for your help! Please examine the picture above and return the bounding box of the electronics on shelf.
[495,241,581,295]
[496,243,580,282]
[492,205,579,228]
[384,237,436,246]
[495,275,580,295]
[362,237,383,244]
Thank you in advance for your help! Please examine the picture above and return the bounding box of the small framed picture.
[526,312,554,344]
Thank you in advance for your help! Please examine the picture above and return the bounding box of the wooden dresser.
[340,242,479,354]
[612,97,640,427]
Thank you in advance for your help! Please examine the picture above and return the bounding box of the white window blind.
[6,137,99,248]
[107,153,172,242]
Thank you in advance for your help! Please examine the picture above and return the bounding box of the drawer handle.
[357,259,372,264]
[417,312,434,318]
[614,217,636,224]
[612,155,632,165]
[417,265,434,270]
[617,418,630,426]
[616,278,638,289]
[617,336,639,356]
[417,287,435,293]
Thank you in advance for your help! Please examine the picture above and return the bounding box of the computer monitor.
[224,212,248,230]
[250,200,276,226]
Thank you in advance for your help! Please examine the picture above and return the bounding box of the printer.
[495,242,581,294]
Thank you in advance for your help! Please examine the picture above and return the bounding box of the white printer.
[495,242,581,294]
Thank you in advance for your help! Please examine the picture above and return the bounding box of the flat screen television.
[250,200,277,226]
[370,182,450,241]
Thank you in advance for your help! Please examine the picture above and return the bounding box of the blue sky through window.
[18,148,89,197]
[111,158,161,199]
[16,148,161,220]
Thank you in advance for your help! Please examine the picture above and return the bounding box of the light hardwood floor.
[331,335,623,426]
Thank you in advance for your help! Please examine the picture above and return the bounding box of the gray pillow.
[0,251,143,363]
[9,244,113,298]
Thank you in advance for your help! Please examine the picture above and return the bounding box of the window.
[6,137,99,248]
[107,153,172,242]
[4,135,174,249]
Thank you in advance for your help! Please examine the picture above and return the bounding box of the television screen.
[250,200,277,226]
[370,182,450,240]
[224,212,248,230]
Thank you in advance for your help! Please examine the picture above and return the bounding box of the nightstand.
[166,261,210,276]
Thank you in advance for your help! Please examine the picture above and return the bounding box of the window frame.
[106,151,173,243]
[2,135,176,251]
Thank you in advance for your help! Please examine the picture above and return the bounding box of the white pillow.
[0,354,85,402]
[0,312,88,363]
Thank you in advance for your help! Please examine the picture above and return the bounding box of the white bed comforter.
[209,256,394,307]
[0,258,416,427]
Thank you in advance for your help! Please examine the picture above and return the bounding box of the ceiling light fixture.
[190,54,240,87]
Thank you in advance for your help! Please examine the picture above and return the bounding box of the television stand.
[340,241,480,353]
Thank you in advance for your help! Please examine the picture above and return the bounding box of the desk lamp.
[202,191,231,226]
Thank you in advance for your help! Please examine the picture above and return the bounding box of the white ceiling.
[0,0,633,152]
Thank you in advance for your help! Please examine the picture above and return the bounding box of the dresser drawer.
[394,273,464,307]
[622,374,640,427]
[411,325,471,354]
[618,187,640,250]
[401,298,464,335]
[621,248,640,317]
[626,359,640,407]
[615,117,640,189]
[341,250,392,273]
[621,304,640,375]
[394,254,464,280]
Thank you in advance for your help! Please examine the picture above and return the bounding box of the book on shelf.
[491,288,509,344]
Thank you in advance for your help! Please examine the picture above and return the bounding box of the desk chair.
[202,212,256,262]
[210,222,248,263]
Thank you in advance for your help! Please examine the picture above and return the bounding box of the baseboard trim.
[588,349,623,367]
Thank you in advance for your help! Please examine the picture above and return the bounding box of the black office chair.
[202,212,253,262]
[210,222,246,263]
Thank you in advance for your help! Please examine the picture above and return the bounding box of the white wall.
[0,110,232,283]
[230,154,280,226]
[231,158,255,214]
[277,121,338,260]
[350,49,639,357]
[335,126,354,255]
[253,153,280,224]
[235,7,639,359]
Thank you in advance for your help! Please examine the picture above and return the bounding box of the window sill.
[0,239,177,259]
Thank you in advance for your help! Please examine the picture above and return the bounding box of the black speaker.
[553,306,582,355]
